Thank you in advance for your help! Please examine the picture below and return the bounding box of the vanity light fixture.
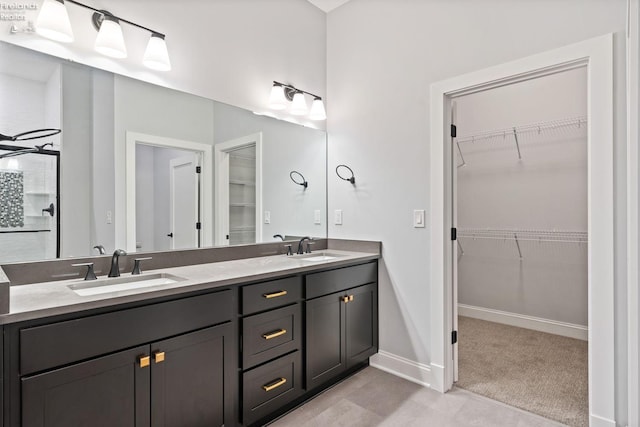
[269,81,326,120]
[34,0,171,71]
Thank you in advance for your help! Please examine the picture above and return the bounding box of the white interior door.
[169,155,198,249]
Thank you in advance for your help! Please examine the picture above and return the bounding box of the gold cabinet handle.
[263,290,287,299]
[262,377,287,392]
[349,295,354,302]
[153,351,165,363]
[342,296,349,303]
[262,329,287,340]
[139,355,150,368]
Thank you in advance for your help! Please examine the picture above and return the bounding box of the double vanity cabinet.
[0,256,378,427]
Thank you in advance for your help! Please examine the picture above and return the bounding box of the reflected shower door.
[0,149,59,262]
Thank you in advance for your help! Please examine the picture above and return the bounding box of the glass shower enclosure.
[0,144,60,263]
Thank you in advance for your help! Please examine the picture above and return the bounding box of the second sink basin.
[297,252,345,262]
[69,273,187,296]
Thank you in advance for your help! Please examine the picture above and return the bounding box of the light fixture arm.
[65,0,165,37]
[273,81,322,101]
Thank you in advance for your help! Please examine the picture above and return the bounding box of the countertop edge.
[0,252,380,325]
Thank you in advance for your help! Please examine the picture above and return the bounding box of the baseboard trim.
[369,351,432,388]
[589,413,616,427]
[458,304,588,341]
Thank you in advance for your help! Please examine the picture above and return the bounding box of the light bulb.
[268,84,288,110]
[309,98,327,120]
[35,0,74,43]
[290,92,308,116]
[94,15,127,59]
[144,33,171,71]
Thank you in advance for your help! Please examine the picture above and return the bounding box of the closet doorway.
[452,67,588,426]
[429,34,615,427]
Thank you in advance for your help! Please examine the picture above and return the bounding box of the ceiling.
[306,0,351,13]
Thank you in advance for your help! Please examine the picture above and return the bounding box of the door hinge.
[196,222,202,230]
[450,124,457,138]
[196,166,201,173]
[451,227,457,241]
[451,330,458,344]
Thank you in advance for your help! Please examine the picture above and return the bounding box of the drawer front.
[242,276,302,315]
[243,304,301,369]
[20,290,233,376]
[242,351,302,426]
[306,261,377,299]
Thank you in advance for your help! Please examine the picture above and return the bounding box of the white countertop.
[2,249,378,324]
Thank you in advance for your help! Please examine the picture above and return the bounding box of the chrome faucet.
[93,244,106,255]
[108,249,127,277]
[296,236,311,255]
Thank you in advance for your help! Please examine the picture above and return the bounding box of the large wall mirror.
[0,41,327,263]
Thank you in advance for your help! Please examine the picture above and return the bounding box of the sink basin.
[68,273,187,296]
[297,252,345,262]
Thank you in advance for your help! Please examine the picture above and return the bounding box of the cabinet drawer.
[242,351,302,426]
[242,276,301,315]
[306,262,377,299]
[20,290,233,376]
[243,304,301,369]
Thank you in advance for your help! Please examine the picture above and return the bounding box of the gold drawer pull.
[139,355,150,368]
[342,296,349,303]
[349,295,354,302]
[262,377,287,392]
[153,351,165,363]
[262,329,287,340]
[263,290,287,299]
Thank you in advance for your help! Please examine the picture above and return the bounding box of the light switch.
[264,211,271,224]
[314,209,321,224]
[334,209,343,225]
[106,210,112,224]
[413,209,425,228]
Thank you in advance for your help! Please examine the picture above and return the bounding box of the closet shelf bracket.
[512,128,522,160]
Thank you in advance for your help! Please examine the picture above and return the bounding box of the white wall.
[456,68,588,326]
[0,0,326,128]
[326,0,627,423]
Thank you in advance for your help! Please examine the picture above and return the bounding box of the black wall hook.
[336,164,355,184]
[290,171,308,188]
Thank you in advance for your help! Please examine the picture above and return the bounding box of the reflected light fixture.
[268,81,326,120]
[34,0,171,71]
[35,0,74,43]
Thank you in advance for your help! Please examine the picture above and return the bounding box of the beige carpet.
[457,316,588,427]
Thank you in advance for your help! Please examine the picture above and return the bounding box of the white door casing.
[430,34,614,426]
[214,133,263,246]
[124,132,213,252]
[169,154,199,249]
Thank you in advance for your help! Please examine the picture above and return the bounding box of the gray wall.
[456,67,588,326]
[326,0,627,423]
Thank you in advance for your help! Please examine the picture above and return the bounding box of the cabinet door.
[305,292,346,390]
[345,283,378,368]
[150,323,233,427]
[21,345,150,427]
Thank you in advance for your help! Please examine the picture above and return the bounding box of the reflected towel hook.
[289,171,308,188]
[0,128,61,142]
[336,164,355,184]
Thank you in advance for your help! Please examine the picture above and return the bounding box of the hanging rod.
[455,116,587,145]
[457,228,588,244]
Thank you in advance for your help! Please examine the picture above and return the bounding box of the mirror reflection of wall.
[0,41,327,264]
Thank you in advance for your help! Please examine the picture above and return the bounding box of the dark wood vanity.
[1,258,378,427]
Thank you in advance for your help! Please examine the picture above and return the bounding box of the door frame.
[169,154,200,249]
[125,132,213,252]
[429,34,614,426]
[214,132,263,246]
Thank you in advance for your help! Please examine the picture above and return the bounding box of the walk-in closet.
[453,67,588,427]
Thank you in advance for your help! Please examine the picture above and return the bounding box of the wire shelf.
[458,228,588,244]
[456,116,587,145]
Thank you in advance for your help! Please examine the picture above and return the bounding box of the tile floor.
[269,367,567,427]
